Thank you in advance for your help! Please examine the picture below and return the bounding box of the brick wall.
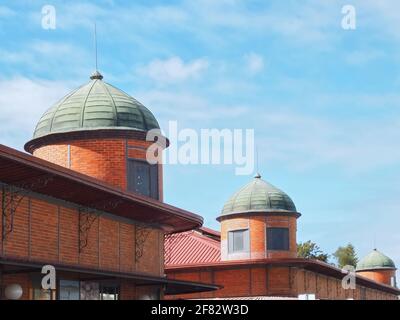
[5,136,168,299]
[120,280,137,300]
[33,138,163,200]
[220,215,298,261]
[166,266,398,300]
[356,269,396,286]
[0,189,164,277]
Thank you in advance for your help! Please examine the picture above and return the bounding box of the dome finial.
[90,70,103,80]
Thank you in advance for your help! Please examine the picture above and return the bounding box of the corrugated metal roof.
[199,227,221,239]
[357,249,396,271]
[219,174,298,219]
[165,230,221,266]
[31,72,159,140]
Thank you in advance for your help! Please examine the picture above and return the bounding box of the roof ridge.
[48,84,84,132]
[80,79,98,127]
[103,81,149,130]
[191,232,221,248]
[229,179,254,213]
[248,179,257,211]
[99,81,118,126]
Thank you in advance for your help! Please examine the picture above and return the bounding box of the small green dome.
[219,174,299,218]
[356,249,396,271]
[32,71,159,139]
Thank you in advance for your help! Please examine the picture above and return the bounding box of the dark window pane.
[135,163,150,196]
[228,229,249,253]
[267,227,289,251]
[150,164,158,199]
[127,160,158,199]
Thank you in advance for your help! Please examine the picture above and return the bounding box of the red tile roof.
[198,227,221,240]
[165,229,221,266]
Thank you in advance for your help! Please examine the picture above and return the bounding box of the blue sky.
[0,0,399,274]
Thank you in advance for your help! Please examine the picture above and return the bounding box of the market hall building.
[0,71,218,300]
[165,174,400,300]
[0,70,399,301]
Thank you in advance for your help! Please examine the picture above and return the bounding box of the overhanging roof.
[0,256,220,295]
[0,144,202,233]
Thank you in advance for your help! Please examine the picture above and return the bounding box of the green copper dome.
[32,71,160,139]
[356,249,396,271]
[219,174,298,218]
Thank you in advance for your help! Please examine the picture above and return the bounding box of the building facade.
[0,69,398,300]
[0,71,218,300]
[165,175,400,300]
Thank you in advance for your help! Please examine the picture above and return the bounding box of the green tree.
[333,244,358,268]
[297,240,329,262]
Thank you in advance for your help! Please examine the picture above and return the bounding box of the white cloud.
[30,41,83,56]
[0,77,71,150]
[139,56,209,84]
[137,90,248,126]
[244,52,264,74]
[17,0,400,54]
[45,2,107,30]
[36,0,400,52]
[37,2,188,33]
[359,0,400,39]
[34,0,340,49]
[183,0,340,47]
[0,41,92,80]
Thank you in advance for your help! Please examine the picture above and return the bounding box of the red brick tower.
[25,71,165,200]
[356,249,397,287]
[217,173,300,261]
